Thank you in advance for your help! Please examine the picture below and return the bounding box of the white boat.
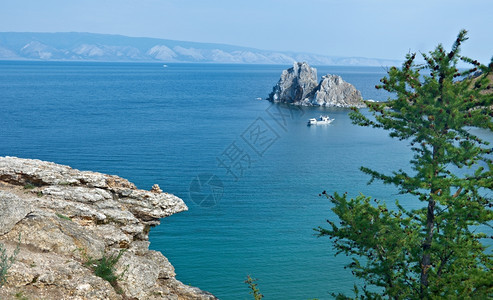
[163,64,168,68]
[307,115,334,126]
[308,118,318,125]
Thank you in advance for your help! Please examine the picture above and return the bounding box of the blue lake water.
[1,61,487,299]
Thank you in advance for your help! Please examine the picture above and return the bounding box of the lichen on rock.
[0,156,216,300]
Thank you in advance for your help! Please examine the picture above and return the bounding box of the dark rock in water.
[267,62,365,108]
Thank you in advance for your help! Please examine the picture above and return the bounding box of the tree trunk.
[420,198,435,294]
[420,144,439,296]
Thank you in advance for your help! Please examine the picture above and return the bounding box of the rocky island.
[267,62,366,108]
[0,156,216,300]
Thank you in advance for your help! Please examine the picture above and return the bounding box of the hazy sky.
[1,0,492,63]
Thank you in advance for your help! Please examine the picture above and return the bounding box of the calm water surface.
[1,61,482,299]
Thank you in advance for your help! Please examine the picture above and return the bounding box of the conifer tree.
[317,30,493,298]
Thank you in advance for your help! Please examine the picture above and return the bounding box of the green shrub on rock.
[0,239,20,287]
[83,249,127,287]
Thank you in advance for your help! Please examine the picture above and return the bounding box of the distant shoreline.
[0,32,402,67]
[0,59,398,68]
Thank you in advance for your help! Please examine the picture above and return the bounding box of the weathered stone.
[166,278,218,300]
[28,192,109,224]
[0,191,32,235]
[119,191,187,221]
[0,156,136,190]
[88,224,132,248]
[121,223,145,237]
[129,240,151,255]
[267,62,318,104]
[1,242,122,299]
[307,74,364,107]
[42,186,113,203]
[0,156,216,300]
[145,250,176,279]
[3,211,106,260]
[115,251,161,298]
[151,184,163,194]
[267,62,365,108]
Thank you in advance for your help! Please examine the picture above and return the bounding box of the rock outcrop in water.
[267,62,319,103]
[0,156,216,300]
[267,62,365,108]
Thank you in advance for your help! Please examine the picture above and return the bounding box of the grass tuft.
[0,235,21,287]
[83,249,127,287]
[55,213,72,221]
[23,183,35,190]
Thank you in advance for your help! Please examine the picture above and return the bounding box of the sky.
[1,0,492,63]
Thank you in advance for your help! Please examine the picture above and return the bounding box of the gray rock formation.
[306,74,364,107]
[267,62,318,104]
[267,62,365,108]
[0,156,216,300]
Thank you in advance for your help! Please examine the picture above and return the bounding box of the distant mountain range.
[0,32,401,66]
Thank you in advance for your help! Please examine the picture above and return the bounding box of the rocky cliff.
[0,156,216,300]
[267,62,365,108]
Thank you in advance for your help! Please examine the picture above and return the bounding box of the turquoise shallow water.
[2,61,486,299]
